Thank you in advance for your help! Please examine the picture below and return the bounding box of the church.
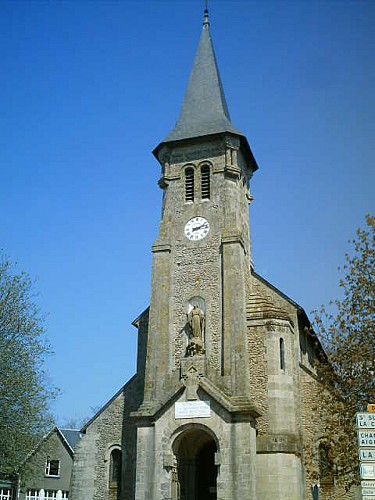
[69,8,354,500]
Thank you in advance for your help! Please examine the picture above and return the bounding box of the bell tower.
[140,7,258,410]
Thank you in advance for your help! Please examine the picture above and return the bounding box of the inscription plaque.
[175,401,211,419]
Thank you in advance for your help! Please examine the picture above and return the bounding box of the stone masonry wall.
[70,391,125,500]
[299,366,356,500]
[153,136,254,392]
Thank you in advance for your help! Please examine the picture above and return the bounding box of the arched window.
[201,165,210,200]
[279,338,285,371]
[185,168,194,202]
[319,443,334,486]
[109,449,122,489]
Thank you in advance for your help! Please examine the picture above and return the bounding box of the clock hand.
[193,223,208,231]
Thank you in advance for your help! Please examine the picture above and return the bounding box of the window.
[185,168,194,202]
[27,491,68,500]
[201,165,210,200]
[319,443,334,486]
[45,458,60,477]
[0,489,11,500]
[109,449,122,489]
[26,491,39,500]
[45,491,58,500]
[45,491,68,500]
[279,338,285,371]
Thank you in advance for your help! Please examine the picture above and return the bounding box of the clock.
[184,216,210,241]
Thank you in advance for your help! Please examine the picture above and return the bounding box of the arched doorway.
[172,427,218,500]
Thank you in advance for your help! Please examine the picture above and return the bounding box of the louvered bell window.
[201,165,210,200]
[185,168,194,202]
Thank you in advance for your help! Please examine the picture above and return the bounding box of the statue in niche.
[186,304,205,356]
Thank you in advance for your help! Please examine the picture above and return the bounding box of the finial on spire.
[203,0,209,28]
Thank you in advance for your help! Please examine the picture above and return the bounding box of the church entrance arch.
[172,427,218,500]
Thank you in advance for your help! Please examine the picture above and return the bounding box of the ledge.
[221,232,246,252]
[152,241,171,253]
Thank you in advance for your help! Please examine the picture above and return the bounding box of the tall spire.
[203,0,209,28]
[163,5,242,143]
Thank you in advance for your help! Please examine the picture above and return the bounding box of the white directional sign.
[356,412,375,491]
[362,488,375,496]
[360,450,375,462]
[362,481,375,488]
[357,413,375,429]
[361,463,375,480]
[363,496,375,500]
[358,431,375,447]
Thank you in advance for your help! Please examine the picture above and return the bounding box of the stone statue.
[186,304,205,356]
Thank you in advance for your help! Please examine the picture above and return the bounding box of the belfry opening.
[172,428,218,500]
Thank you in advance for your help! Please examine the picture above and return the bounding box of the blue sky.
[1,0,373,425]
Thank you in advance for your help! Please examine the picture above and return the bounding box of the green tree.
[0,254,58,477]
[313,215,375,490]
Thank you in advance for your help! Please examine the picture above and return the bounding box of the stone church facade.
[70,10,355,500]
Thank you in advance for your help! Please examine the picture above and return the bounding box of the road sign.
[360,450,375,462]
[361,463,375,480]
[357,413,375,429]
[363,481,375,488]
[363,496,375,500]
[358,431,375,447]
[362,488,375,495]
[368,404,375,413]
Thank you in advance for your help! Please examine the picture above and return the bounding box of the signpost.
[360,450,375,462]
[362,488,375,496]
[357,413,375,429]
[362,481,375,488]
[358,431,375,447]
[357,406,375,499]
[361,464,375,480]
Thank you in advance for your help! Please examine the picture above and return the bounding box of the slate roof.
[60,428,82,451]
[164,12,242,143]
[154,10,258,172]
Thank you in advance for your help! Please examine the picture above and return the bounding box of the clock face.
[184,217,210,241]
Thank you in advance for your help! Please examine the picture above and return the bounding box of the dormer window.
[201,165,210,200]
[45,458,60,477]
[185,167,194,202]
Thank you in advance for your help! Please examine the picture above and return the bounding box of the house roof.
[59,429,82,451]
[19,426,82,470]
